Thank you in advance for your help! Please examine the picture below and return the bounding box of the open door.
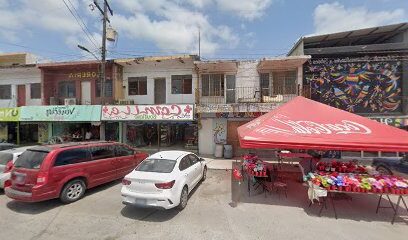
[17,85,26,107]
[154,78,166,104]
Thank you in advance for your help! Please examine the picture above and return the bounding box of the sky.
[0,0,407,62]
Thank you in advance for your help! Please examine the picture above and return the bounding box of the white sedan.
[121,151,207,210]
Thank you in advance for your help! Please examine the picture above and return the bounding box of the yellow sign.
[68,71,98,78]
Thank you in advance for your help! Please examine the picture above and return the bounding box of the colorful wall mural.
[304,56,403,114]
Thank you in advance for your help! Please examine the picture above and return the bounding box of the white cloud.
[112,0,239,55]
[216,0,273,20]
[313,2,407,34]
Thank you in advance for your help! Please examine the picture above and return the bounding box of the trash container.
[224,144,233,159]
[214,144,224,158]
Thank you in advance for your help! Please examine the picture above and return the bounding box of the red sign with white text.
[102,104,194,121]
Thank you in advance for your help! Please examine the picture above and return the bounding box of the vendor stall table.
[244,171,269,197]
[316,189,407,224]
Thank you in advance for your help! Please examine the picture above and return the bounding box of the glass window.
[260,73,270,96]
[136,159,176,173]
[179,156,191,171]
[90,146,115,160]
[201,74,224,96]
[30,83,41,99]
[362,151,379,158]
[380,152,398,157]
[272,71,297,95]
[128,77,147,95]
[188,154,199,165]
[14,150,48,169]
[0,85,11,99]
[96,79,113,97]
[58,81,76,98]
[0,153,13,165]
[171,75,192,94]
[115,145,134,157]
[341,151,361,157]
[54,149,91,166]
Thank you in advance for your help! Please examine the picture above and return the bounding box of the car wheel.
[177,186,188,210]
[201,166,207,181]
[60,179,86,204]
[376,166,393,175]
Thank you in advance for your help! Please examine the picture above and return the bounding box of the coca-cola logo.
[252,116,372,136]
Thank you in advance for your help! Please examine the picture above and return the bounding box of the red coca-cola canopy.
[238,97,408,152]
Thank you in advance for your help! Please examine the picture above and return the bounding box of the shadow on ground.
[233,162,408,224]
[6,179,121,215]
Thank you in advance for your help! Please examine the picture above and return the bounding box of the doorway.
[81,81,91,105]
[154,78,166,104]
[17,85,26,106]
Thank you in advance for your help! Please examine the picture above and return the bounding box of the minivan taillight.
[122,179,131,185]
[4,161,13,173]
[155,180,175,189]
[36,172,48,186]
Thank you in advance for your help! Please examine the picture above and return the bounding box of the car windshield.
[14,150,49,169]
[136,159,176,173]
[0,153,13,165]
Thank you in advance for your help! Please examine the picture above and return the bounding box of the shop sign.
[20,105,102,122]
[68,71,98,79]
[0,108,19,122]
[101,104,194,121]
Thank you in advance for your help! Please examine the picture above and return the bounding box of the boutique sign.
[20,105,102,122]
[102,104,194,121]
[0,108,20,122]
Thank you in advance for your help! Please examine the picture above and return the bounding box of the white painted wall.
[122,59,196,104]
[198,118,213,155]
[0,66,41,107]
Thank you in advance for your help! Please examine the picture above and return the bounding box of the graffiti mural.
[304,56,403,113]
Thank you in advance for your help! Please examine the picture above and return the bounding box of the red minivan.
[5,141,148,203]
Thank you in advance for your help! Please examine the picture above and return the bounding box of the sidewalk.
[200,155,239,170]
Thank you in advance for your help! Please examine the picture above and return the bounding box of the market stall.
[237,96,408,223]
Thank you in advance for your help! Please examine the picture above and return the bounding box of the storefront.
[0,108,19,144]
[101,104,197,152]
[20,105,102,143]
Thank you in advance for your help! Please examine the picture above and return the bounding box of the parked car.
[372,154,408,179]
[0,147,33,189]
[0,143,17,151]
[121,151,207,210]
[5,141,148,203]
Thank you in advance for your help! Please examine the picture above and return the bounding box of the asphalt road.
[0,170,407,240]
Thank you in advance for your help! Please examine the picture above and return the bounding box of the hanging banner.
[102,104,194,121]
[20,105,102,122]
[0,108,20,122]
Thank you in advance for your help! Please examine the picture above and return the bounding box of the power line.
[61,0,99,50]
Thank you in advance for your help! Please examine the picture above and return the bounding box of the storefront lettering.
[102,105,193,121]
[45,106,76,117]
[0,108,18,118]
[255,117,372,136]
[68,71,97,78]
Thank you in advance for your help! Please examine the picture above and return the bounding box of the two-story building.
[0,53,42,144]
[288,22,408,159]
[101,55,198,152]
[195,56,310,156]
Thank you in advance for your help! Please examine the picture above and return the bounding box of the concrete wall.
[0,66,41,107]
[198,118,213,155]
[123,59,196,104]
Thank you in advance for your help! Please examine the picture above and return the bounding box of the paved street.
[0,170,407,240]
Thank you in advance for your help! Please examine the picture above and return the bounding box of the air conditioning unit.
[64,98,77,105]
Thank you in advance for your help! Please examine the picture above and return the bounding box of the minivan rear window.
[136,159,176,173]
[0,153,13,165]
[14,150,48,169]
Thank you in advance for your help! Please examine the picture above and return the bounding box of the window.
[128,77,147,95]
[14,150,48,169]
[58,81,76,98]
[188,154,199,165]
[202,74,224,96]
[260,73,270,96]
[178,156,191,171]
[136,159,176,173]
[90,146,115,160]
[171,75,192,94]
[272,71,297,95]
[0,85,11,99]
[341,151,362,158]
[30,83,41,99]
[362,151,379,158]
[380,152,398,157]
[54,149,91,166]
[96,79,113,97]
[115,145,134,157]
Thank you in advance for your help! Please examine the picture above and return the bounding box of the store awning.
[238,97,408,152]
